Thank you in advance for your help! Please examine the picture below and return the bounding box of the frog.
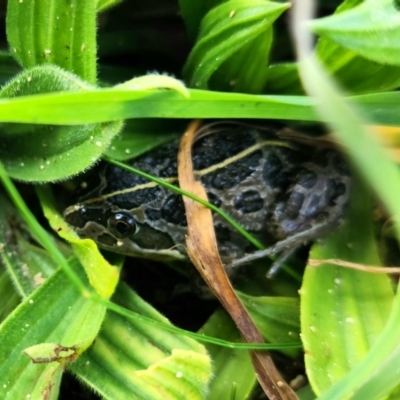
[64,122,351,278]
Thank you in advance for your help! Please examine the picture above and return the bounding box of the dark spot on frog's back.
[145,208,162,221]
[192,129,256,169]
[262,149,300,190]
[234,190,264,213]
[109,187,162,208]
[207,191,222,207]
[161,195,187,226]
[105,164,148,192]
[143,141,179,177]
[159,159,178,178]
[201,151,262,190]
[313,149,348,174]
[215,224,231,242]
[141,142,178,169]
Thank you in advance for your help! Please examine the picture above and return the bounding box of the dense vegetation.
[0,1,400,399]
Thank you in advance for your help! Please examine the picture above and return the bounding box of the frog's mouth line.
[74,219,187,261]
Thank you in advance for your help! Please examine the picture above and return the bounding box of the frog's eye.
[108,213,138,238]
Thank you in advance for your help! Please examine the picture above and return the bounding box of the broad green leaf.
[297,385,316,400]
[265,48,400,95]
[309,0,400,66]
[312,0,400,93]
[6,0,97,83]
[183,0,290,92]
[199,308,257,400]
[238,293,300,358]
[178,0,226,40]
[0,190,60,298]
[0,264,20,324]
[37,186,120,299]
[265,0,400,95]
[0,65,122,182]
[209,27,272,93]
[301,182,393,395]
[70,283,212,400]
[264,63,303,95]
[1,233,60,298]
[0,259,106,400]
[316,39,400,94]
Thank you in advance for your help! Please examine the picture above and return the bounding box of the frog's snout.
[64,205,88,229]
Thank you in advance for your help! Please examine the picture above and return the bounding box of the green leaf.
[264,63,303,95]
[209,27,272,93]
[0,259,107,399]
[309,0,400,66]
[265,47,400,95]
[183,0,290,92]
[37,186,120,299]
[301,182,394,395]
[6,0,97,83]
[0,65,122,182]
[0,190,60,298]
[70,283,212,400]
[315,38,400,94]
[297,385,316,400]
[178,0,225,40]
[199,308,257,400]
[1,233,60,297]
[0,264,20,324]
[265,0,400,95]
[238,293,301,357]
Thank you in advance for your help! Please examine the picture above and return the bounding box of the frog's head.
[64,202,186,262]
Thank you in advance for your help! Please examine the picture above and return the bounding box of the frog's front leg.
[225,206,345,275]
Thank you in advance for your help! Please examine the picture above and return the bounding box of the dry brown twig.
[177,120,298,400]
